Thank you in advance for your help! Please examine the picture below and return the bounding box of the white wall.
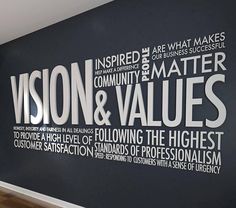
[0,0,113,45]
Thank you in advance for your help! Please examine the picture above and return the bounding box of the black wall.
[0,1,236,207]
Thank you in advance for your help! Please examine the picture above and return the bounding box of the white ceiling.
[0,0,113,45]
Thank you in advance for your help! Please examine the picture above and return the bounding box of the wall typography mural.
[0,1,235,207]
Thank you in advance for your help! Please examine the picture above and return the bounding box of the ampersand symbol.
[94,90,111,125]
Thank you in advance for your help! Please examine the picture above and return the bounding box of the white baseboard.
[0,181,84,208]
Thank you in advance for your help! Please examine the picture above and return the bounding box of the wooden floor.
[0,190,47,208]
